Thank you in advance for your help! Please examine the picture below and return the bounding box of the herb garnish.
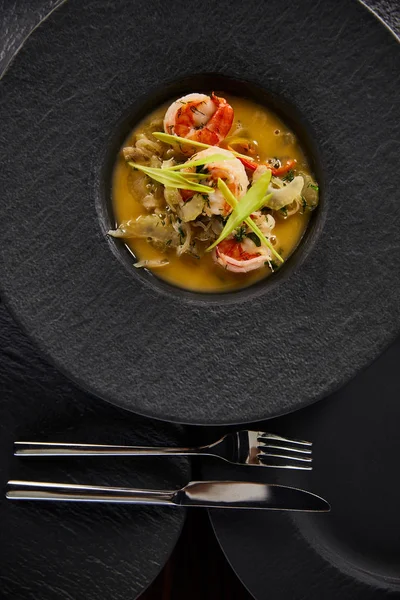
[308,183,319,191]
[165,154,233,172]
[247,232,262,247]
[282,170,295,182]
[207,178,284,264]
[269,260,280,272]
[152,132,256,162]
[234,225,247,243]
[127,162,213,194]
[190,106,205,116]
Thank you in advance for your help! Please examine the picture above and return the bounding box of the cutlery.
[15,431,312,470]
[6,480,329,511]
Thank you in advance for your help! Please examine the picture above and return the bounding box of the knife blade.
[179,481,330,512]
[6,480,330,512]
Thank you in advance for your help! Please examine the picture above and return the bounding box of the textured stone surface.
[0,2,399,428]
[0,2,398,599]
[365,0,400,32]
[208,6,400,598]
[208,334,400,597]
[0,306,190,599]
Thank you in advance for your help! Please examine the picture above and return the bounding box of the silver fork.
[15,431,312,470]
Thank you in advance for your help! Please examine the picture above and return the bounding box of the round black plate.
[0,306,190,600]
[0,0,399,425]
[206,335,400,597]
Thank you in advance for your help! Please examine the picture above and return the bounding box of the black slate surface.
[0,0,399,425]
[208,335,400,598]
[0,299,190,600]
[205,7,400,598]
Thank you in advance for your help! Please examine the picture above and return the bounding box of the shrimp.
[163,93,234,147]
[213,237,270,273]
[180,147,248,217]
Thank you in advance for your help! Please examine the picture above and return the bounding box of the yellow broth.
[112,94,313,292]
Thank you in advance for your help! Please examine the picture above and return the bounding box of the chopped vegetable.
[108,215,179,246]
[231,155,298,177]
[128,162,213,194]
[264,176,304,210]
[270,158,297,177]
[298,172,319,209]
[234,225,247,242]
[269,260,280,272]
[164,154,234,171]
[225,137,258,155]
[236,155,258,172]
[152,132,253,161]
[208,178,284,263]
[134,259,169,268]
[282,170,295,182]
[180,194,205,222]
[153,131,211,150]
[247,232,261,247]
[207,170,271,251]
[244,217,284,263]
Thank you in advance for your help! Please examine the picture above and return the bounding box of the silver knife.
[6,480,330,512]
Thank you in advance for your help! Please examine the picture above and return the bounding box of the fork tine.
[257,443,312,455]
[258,462,313,471]
[257,432,312,447]
[258,451,313,463]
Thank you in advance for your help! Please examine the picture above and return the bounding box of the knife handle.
[6,480,177,505]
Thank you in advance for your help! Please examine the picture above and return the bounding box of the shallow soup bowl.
[0,0,399,425]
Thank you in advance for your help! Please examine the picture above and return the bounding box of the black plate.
[0,0,399,425]
[0,306,190,600]
[206,335,400,597]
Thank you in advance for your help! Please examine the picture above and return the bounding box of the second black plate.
[207,335,400,598]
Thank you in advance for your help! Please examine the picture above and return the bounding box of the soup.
[110,92,319,292]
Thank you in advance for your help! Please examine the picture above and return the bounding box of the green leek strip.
[207,169,273,252]
[153,132,256,162]
[179,172,207,179]
[215,179,284,263]
[127,162,213,194]
[165,154,234,171]
[244,217,283,263]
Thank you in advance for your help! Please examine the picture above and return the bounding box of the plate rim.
[0,0,399,425]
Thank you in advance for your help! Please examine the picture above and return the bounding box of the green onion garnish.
[207,169,276,251]
[213,179,284,263]
[152,132,256,162]
[127,162,213,194]
[164,154,234,171]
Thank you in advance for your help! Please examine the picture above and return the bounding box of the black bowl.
[0,0,399,425]
[100,73,325,304]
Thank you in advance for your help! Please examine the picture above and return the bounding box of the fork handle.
[14,441,205,457]
[6,480,176,505]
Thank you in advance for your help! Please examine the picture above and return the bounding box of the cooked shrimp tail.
[163,93,234,149]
